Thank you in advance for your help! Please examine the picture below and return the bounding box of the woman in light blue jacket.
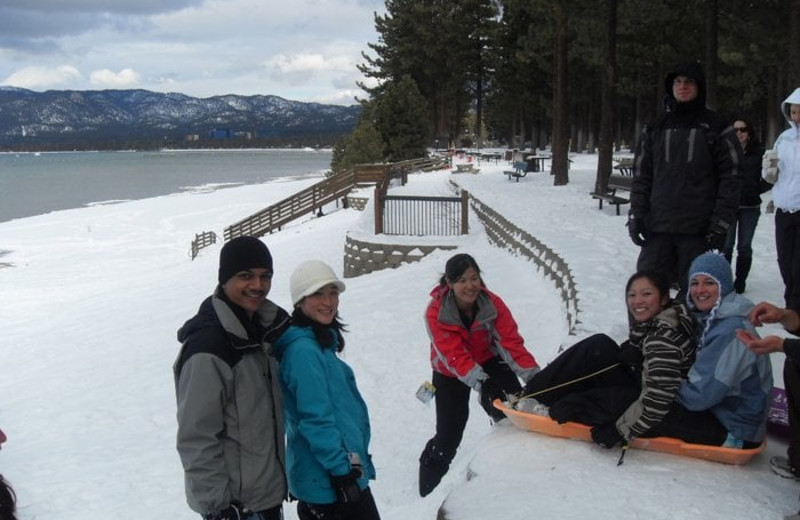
[661,251,773,447]
[273,260,380,520]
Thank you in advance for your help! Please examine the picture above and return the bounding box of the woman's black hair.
[0,474,18,520]
[625,270,670,301]
[439,253,482,286]
[292,306,347,352]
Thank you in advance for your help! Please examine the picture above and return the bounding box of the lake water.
[0,148,332,223]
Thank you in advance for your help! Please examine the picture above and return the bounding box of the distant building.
[208,128,233,139]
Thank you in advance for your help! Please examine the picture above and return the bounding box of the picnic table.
[480,152,503,164]
[525,155,550,172]
[454,163,479,174]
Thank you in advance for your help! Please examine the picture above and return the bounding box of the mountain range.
[0,87,362,150]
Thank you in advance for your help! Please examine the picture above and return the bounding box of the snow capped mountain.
[0,88,361,148]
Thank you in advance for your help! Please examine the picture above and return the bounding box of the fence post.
[460,190,469,235]
[374,186,383,234]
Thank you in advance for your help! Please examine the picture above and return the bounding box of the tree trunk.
[595,0,617,194]
[704,0,718,109]
[551,1,569,186]
[792,0,800,87]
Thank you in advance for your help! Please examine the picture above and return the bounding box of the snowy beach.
[0,153,797,519]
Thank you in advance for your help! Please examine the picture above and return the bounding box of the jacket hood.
[655,300,696,337]
[712,292,754,321]
[177,287,289,349]
[272,323,340,360]
[630,300,695,343]
[664,61,706,112]
[178,289,252,344]
[781,87,800,128]
[692,292,753,346]
[428,283,496,328]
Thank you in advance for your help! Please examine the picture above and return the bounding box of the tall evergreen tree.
[373,75,431,161]
[331,111,385,174]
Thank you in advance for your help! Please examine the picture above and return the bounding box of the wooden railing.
[223,156,449,242]
[224,168,356,240]
[190,231,218,259]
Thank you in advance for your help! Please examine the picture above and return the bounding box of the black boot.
[418,439,455,497]
[734,256,752,294]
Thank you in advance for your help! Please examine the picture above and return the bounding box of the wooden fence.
[190,231,218,260]
[224,157,448,241]
[224,168,356,241]
[190,156,450,259]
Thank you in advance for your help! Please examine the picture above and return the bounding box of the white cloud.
[2,65,82,89]
[268,53,355,75]
[89,68,140,87]
[0,0,387,102]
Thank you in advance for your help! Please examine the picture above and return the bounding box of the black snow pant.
[425,357,522,461]
[636,232,706,300]
[522,333,636,407]
[297,487,381,520]
[522,333,640,426]
[776,209,800,309]
[637,403,745,447]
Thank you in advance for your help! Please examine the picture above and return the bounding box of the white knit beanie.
[290,260,346,306]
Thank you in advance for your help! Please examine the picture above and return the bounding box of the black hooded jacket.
[631,62,741,235]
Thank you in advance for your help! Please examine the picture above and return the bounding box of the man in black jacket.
[628,61,741,297]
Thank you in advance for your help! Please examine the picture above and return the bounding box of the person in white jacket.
[764,87,800,309]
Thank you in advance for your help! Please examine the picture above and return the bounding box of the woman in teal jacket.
[273,260,381,520]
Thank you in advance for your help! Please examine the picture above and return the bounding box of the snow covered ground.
[0,153,797,519]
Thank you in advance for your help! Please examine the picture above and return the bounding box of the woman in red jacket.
[418,253,539,497]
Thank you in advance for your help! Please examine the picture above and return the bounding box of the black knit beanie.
[218,236,273,284]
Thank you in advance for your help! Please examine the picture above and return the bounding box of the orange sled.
[494,399,764,465]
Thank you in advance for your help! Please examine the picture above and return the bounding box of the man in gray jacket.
[174,236,289,520]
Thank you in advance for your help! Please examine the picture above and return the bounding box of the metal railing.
[376,191,469,235]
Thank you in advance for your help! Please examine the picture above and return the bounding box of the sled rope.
[509,362,622,406]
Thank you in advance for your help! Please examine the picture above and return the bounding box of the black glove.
[479,377,507,421]
[591,422,626,449]
[704,222,728,251]
[330,468,362,505]
[205,503,245,520]
[617,341,644,371]
[627,216,648,247]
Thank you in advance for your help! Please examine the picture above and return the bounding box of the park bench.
[590,174,632,215]
[504,161,529,182]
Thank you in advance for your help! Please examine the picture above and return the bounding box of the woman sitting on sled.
[518,252,772,449]
[518,269,698,446]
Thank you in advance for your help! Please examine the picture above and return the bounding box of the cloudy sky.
[0,0,386,105]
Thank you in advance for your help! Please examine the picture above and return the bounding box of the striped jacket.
[616,300,697,440]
